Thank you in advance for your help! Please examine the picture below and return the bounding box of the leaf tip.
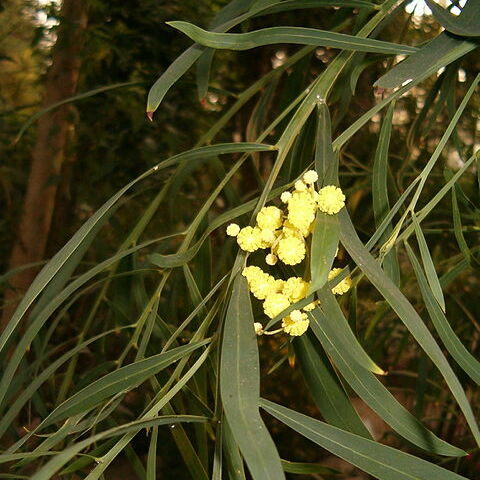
[146,111,154,122]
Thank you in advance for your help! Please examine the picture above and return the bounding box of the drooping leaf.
[372,102,400,285]
[296,334,371,438]
[220,274,285,480]
[261,400,469,480]
[339,210,480,447]
[411,214,445,311]
[405,243,480,386]
[375,32,477,89]
[308,308,464,456]
[316,289,385,375]
[310,213,339,294]
[40,340,210,427]
[169,22,418,55]
[425,0,480,37]
[310,104,339,294]
[27,416,209,480]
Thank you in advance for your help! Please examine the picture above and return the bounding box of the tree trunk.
[1,0,89,331]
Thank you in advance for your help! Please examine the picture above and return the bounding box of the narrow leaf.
[262,400,469,480]
[223,417,246,480]
[168,22,418,55]
[257,0,376,16]
[29,416,208,480]
[296,334,371,438]
[405,243,480,386]
[41,340,210,427]
[339,210,480,447]
[425,0,480,37]
[309,213,339,294]
[451,181,471,264]
[315,102,338,185]
[220,274,285,480]
[375,32,477,89]
[411,214,445,311]
[372,102,400,285]
[308,308,464,455]
[316,289,385,375]
[0,143,272,360]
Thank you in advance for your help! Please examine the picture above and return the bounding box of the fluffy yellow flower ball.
[282,220,313,240]
[273,279,285,293]
[282,310,310,336]
[276,236,306,265]
[282,277,309,303]
[254,322,264,335]
[287,191,316,232]
[303,170,318,185]
[294,180,307,192]
[263,293,290,319]
[249,272,277,300]
[280,191,292,203]
[265,253,277,266]
[237,226,262,252]
[256,206,283,230]
[226,223,240,236]
[259,229,277,248]
[242,265,263,281]
[303,300,318,312]
[317,185,346,215]
[328,268,352,295]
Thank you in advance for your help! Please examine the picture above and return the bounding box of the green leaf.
[75,343,213,480]
[40,340,210,427]
[195,0,257,99]
[318,288,385,375]
[220,274,285,480]
[315,103,338,185]
[0,238,166,412]
[411,214,445,311]
[0,327,132,439]
[375,32,477,89]
[147,0,279,113]
[398,152,478,243]
[451,180,471,264]
[281,459,339,475]
[27,416,209,480]
[256,0,376,16]
[309,104,339,294]
[372,102,400,285]
[425,0,480,37]
[295,334,371,438]
[146,426,158,480]
[261,400,470,480]
[196,0,374,102]
[168,22,418,55]
[338,210,480,447]
[405,243,480,386]
[223,417,246,480]
[309,213,339,294]
[308,308,465,456]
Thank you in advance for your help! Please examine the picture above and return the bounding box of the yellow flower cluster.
[328,268,352,295]
[282,310,309,336]
[243,267,315,337]
[227,171,345,266]
[226,170,350,338]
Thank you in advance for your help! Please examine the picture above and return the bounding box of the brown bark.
[1,0,89,331]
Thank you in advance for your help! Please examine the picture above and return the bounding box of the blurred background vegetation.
[0,0,479,478]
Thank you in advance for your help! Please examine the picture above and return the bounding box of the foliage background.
[0,0,479,479]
